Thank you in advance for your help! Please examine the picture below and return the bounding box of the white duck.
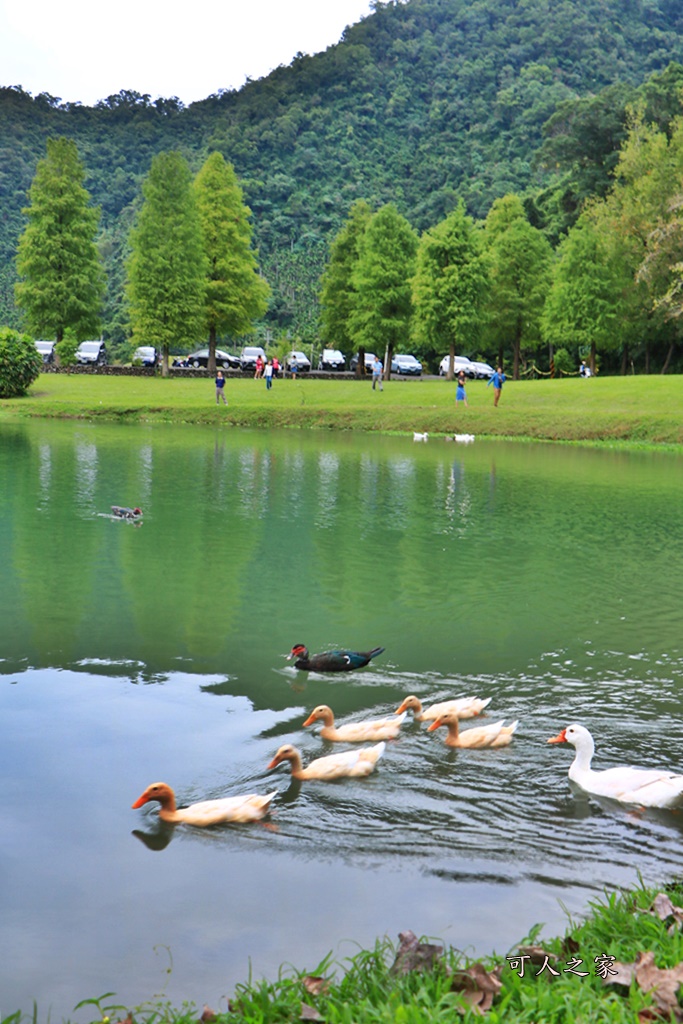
[131,782,277,826]
[413,432,429,442]
[303,704,406,742]
[268,742,385,780]
[395,694,492,722]
[427,712,517,749]
[548,724,683,809]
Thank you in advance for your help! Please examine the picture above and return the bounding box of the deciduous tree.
[319,200,372,362]
[412,203,488,379]
[351,204,417,377]
[127,151,206,376]
[15,137,105,343]
[482,195,553,378]
[193,152,270,373]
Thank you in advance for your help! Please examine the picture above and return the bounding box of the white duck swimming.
[267,742,385,780]
[303,704,406,742]
[131,782,277,826]
[427,712,517,749]
[547,724,683,809]
[395,694,492,722]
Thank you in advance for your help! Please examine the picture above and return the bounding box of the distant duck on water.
[111,505,142,519]
[286,644,385,673]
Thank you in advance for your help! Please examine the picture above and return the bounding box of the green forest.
[3,0,683,370]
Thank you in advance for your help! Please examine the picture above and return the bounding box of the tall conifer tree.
[127,151,206,376]
[351,204,417,377]
[15,137,105,343]
[193,152,269,373]
[319,200,372,362]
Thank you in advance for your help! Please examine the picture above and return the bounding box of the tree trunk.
[445,342,455,381]
[661,340,675,374]
[208,327,217,375]
[383,343,393,380]
[590,340,596,375]
[162,344,169,378]
[645,340,650,375]
[512,333,521,380]
[621,345,629,375]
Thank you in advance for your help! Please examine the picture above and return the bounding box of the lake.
[1,420,683,1018]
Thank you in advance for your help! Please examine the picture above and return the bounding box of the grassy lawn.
[1,372,683,445]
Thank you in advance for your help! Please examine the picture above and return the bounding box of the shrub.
[0,327,42,398]
[55,336,78,366]
[553,347,574,375]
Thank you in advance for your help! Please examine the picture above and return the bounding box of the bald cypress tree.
[127,151,206,376]
[15,137,105,343]
[193,152,270,373]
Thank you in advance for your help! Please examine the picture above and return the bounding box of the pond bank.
[2,373,683,445]
[10,881,683,1023]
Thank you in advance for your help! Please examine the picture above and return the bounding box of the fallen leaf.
[390,930,444,975]
[634,950,683,1018]
[650,893,683,926]
[516,945,558,966]
[562,935,580,956]
[602,960,635,988]
[200,1007,217,1023]
[300,1003,323,1021]
[302,976,330,996]
[451,961,502,1014]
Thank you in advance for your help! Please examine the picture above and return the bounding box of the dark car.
[35,340,56,364]
[76,340,107,365]
[391,354,423,376]
[318,349,346,371]
[186,348,240,369]
[350,352,377,373]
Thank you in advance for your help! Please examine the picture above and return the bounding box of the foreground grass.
[5,881,683,1023]
[2,372,683,444]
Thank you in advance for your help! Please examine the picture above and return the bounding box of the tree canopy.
[15,137,104,342]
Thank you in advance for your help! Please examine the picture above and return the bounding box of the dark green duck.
[286,644,385,672]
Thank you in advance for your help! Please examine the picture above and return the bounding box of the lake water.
[2,420,683,1018]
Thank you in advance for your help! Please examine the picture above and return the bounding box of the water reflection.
[2,422,683,1016]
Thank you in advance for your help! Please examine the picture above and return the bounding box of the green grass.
[5,881,683,1023]
[2,373,683,445]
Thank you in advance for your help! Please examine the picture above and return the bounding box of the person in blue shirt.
[455,369,468,406]
[487,366,506,407]
[372,356,383,391]
[215,370,227,405]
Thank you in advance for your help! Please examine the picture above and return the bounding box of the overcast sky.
[0,0,375,107]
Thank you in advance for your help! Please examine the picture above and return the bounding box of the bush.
[0,327,42,398]
[55,336,78,366]
[553,347,574,375]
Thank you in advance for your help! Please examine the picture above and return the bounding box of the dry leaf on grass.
[515,945,559,966]
[451,962,503,1016]
[302,976,331,996]
[390,930,444,975]
[300,1002,324,1021]
[649,893,683,929]
[603,950,683,1020]
[199,1007,217,1023]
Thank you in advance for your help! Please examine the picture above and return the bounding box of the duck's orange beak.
[267,755,281,770]
[302,712,316,727]
[395,702,407,715]
[547,729,567,744]
[131,792,150,809]
[427,718,443,732]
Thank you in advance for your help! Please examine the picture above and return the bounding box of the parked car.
[35,340,55,364]
[133,346,158,366]
[318,348,346,371]
[469,360,495,379]
[186,348,240,369]
[76,340,107,365]
[439,355,475,377]
[286,350,312,372]
[391,353,423,376]
[350,352,377,373]
[240,346,267,371]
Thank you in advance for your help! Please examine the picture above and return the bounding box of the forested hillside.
[2,0,683,348]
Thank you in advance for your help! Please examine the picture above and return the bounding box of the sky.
[0,0,376,107]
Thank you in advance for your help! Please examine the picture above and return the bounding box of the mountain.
[2,0,683,348]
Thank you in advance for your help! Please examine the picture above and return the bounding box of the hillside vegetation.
[2,0,683,345]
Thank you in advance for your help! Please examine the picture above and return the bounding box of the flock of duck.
[131,644,683,829]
